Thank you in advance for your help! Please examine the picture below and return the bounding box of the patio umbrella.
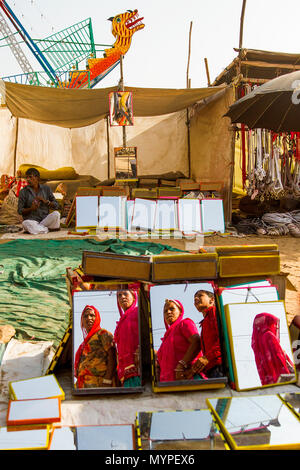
[224,70,300,132]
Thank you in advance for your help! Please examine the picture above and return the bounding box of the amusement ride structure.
[0,0,144,89]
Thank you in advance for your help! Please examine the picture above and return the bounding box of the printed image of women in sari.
[74,305,118,389]
[156,299,203,383]
[251,312,295,386]
[114,289,141,388]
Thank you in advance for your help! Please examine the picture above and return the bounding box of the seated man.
[18,167,61,234]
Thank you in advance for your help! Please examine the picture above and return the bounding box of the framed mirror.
[217,285,280,387]
[75,424,136,450]
[201,199,225,233]
[98,196,127,232]
[114,147,137,181]
[136,410,228,450]
[75,196,99,229]
[7,397,61,426]
[225,300,296,391]
[207,395,300,450]
[177,199,202,235]
[72,285,143,395]
[131,198,157,232]
[48,426,76,450]
[0,426,50,450]
[148,281,227,392]
[154,199,177,233]
[9,374,64,401]
[109,91,134,127]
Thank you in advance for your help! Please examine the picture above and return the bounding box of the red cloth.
[199,306,222,372]
[74,305,102,384]
[157,300,199,382]
[114,290,139,384]
[251,312,294,385]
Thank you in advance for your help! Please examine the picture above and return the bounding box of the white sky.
[1,0,300,89]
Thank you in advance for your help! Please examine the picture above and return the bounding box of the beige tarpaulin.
[0,80,223,128]
[189,86,235,221]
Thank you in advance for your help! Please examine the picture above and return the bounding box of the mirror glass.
[201,199,225,233]
[177,199,202,234]
[109,91,133,126]
[7,397,60,425]
[49,427,76,450]
[0,426,49,450]
[126,200,135,232]
[10,374,63,401]
[76,425,134,450]
[208,395,300,449]
[131,198,156,232]
[154,200,177,232]
[279,393,300,417]
[220,286,279,308]
[114,147,137,180]
[138,410,226,450]
[149,282,226,385]
[226,280,272,288]
[76,196,99,228]
[98,196,127,231]
[72,288,142,393]
[226,301,296,390]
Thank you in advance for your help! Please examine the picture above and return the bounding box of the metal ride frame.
[0,0,119,88]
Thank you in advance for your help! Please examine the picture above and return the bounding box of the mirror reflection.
[73,288,141,392]
[0,426,49,450]
[279,393,300,417]
[137,410,226,450]
[76,425,135,450]
[149,282,225,385]
[226,301,296,390]
[208,396,300,449]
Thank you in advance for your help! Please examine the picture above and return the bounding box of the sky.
[0,0,300,89]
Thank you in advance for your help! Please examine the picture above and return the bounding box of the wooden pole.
[13,117,19,177]
[186,21,192,179]
[119,55,127,148]
[204,58,211,86]
[186,21,193,88]
[239,0,247,56]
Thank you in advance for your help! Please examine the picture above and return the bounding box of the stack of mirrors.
[135,409,229,450]
[0,375,64,450]
[74,195,226,236]
[216,279,297,391]
[206,395,300,450]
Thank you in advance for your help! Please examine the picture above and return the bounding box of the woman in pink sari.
[74,305,118,389]
[156,299,202,382]
[114,289,141,387]
[251,312,295,386]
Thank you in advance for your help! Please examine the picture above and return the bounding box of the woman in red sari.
[156,299,202,382]
[115,289,141,387]
[74,305,118,388]
[251,312,295,385]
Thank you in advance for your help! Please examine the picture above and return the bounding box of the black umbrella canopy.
[225,70,300,132]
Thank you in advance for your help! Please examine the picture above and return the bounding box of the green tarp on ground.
[0,239,183,347]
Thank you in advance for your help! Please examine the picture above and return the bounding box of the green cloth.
[123,376,142,388]
[0,239,184,347]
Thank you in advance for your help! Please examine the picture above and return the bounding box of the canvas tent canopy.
[0,81,235,222]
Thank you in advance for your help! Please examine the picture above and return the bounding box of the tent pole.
[186,21,192,178]
[119,54,127,148]
[238,0,247,74]
[106,115,111,180]
[13,116,19,176]
[204,58,211,86]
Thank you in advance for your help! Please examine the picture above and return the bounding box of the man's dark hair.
[194,289,215,300]
[25,167,40,178]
